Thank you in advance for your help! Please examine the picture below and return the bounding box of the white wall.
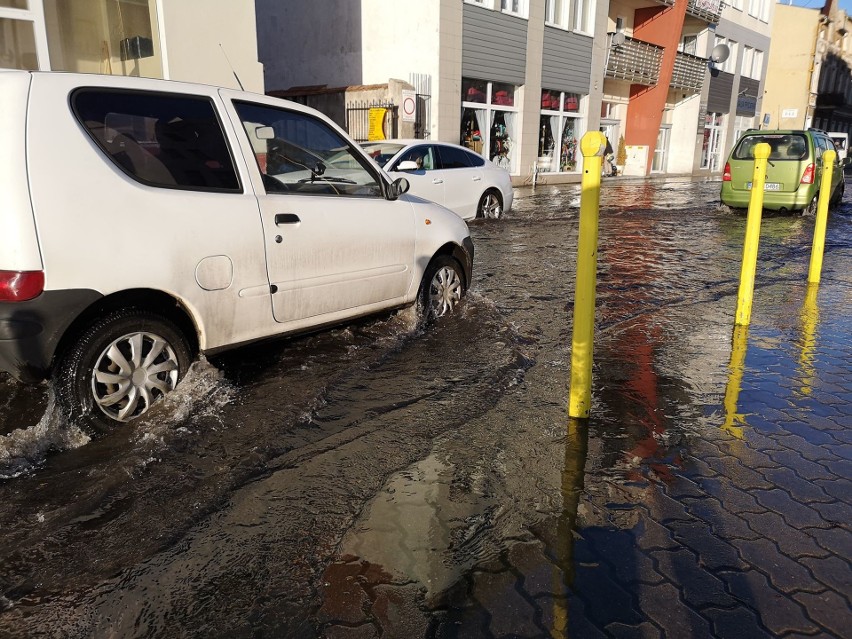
[158,0,263,92]
[668,94,702,173]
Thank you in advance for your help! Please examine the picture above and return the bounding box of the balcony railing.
[605,33,663,86]
[671,51,707,92]
[654,0,724,23]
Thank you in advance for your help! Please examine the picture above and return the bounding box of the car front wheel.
[476,190,503,219]
[55,309,191,433]
[418,256,466,323]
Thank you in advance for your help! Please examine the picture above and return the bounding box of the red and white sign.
[401,90,416,123]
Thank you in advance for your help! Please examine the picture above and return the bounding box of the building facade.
[0,0,263,92]
[764,0,852,139]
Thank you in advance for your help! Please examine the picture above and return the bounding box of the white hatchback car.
[0,71,473,430]
[361,140,513,221]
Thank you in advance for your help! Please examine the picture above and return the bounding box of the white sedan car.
[362,140,513,220]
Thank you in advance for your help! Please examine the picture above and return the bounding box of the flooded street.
[1,177,850,638]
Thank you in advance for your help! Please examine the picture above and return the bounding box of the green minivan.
[721,129,849,214]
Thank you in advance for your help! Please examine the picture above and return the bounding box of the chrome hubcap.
[91,332,180,422]
[482,194,502,219]
[429,266,463,318]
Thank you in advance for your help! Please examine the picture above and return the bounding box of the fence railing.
[655,0,724,23]
[671,51,708,92]
[345,101,398,143]
[605,34,663,86]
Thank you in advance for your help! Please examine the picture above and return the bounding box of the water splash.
[0,393,90,479]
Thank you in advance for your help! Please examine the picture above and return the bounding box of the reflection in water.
[722,325,749,439]
[797,284,820,397]
[551,418,588,638]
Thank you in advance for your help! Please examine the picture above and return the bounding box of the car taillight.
[723,162,731,181]
[0,270,44,302]
[800,163,815,184]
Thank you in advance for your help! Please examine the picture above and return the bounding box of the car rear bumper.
[721,184,816,211]
[0,289,102,383]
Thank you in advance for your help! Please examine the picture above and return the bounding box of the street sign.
[401,90,416,123]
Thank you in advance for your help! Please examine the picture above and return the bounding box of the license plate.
[747,182,781,191]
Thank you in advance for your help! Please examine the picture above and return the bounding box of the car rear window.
[732,134,809,161]
[362,142,405,166]
[72,89,241,192]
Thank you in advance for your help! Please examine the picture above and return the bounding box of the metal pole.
[735,142,770,326]
[568,131,605,418]
[807,149,836,284]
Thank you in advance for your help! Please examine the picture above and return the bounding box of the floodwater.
[1,177,850,637]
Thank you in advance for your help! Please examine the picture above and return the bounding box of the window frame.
[500,0,528,19]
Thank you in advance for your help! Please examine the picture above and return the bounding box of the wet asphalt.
[0,175,850,638]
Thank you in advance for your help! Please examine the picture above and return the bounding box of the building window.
[545,0,567,27]
[501,0,528,18]
[752,50,763,79]
[742,46,753,78]
[680,34,698,55]
[537,89,586,173]
[461,78,520,174]
[42,0,161,77]
[0,16,38,69]
[572,0,595,34]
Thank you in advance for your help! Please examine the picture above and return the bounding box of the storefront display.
[537,89,584,173]
[460,77,518,174]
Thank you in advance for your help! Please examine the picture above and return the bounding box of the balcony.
[654,0,724,23]
[671,51,707,92]
[605,33,663,86]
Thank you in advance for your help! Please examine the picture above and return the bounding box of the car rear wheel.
[476,190,503,219]
[417,256,466,324]
[55,309,191,433]
[803,195,818,216]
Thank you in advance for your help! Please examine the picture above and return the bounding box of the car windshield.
[361,142,406,166]
[733,134,808,161]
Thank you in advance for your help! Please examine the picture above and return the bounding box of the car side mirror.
[841,157,851,168]
[388,177,410,200]
[396,160,419,171]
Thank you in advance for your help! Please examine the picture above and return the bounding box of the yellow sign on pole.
[368,108,387,141]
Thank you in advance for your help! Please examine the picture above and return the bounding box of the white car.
[361,140,513,221]
[0,71,473,430]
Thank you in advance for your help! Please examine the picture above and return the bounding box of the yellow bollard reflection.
[797,284,820,396]
[722,324,750,439]
[569,132,606,418]
[551,417,589,637]
[735,142,770,326]
[808,149,836,284]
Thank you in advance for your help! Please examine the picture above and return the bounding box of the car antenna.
[219,43,244,91]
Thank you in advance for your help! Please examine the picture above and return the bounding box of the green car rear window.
[733,134,809,161]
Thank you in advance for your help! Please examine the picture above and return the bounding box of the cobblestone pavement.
[317,182,852,638]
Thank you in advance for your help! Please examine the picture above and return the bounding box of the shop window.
[491,82,515,106]
[42,0,162,78]
[537,89,584,173]
[461,78,519,174]
[0,17,38,69]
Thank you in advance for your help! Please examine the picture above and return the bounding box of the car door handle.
[274,213,300,225]
[432,179,443,184]
[472,176,482,182]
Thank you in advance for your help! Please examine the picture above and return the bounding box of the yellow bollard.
[722,324,749,439]
[735,142,770,326]
[807,149,836,284]
[568,131,605,419]
[797,283,820,396]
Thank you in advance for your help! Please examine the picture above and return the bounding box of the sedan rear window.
[72,89,241,192]
[733,134,808,161]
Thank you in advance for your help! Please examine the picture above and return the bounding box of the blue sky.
[783,0,852,14]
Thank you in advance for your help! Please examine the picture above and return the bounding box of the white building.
[0,0,263,92]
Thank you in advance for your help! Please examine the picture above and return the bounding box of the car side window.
[436,145,473,169]
[465,149,486,167]
[72,89,241,192]
[396,146,436,171]
[232,101,383,198]
[814,136,825,162]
